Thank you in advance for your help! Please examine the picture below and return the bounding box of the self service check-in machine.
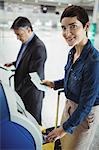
[0,80,42,150]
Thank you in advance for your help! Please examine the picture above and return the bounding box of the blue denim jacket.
[54,40,99,134]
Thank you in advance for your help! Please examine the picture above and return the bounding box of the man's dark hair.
[11,16,33,31]
[60,5,89,27]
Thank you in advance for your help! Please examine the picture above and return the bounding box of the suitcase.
[42,90,64,150]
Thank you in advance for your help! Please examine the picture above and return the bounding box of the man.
[5,16,47,125]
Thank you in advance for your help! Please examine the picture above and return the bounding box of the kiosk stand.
[0,80,42,150]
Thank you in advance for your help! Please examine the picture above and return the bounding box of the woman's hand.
[41,80,55,88]
[86,113,95,123]
[46,126,66,142]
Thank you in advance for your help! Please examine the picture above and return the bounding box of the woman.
[42,5,99,150]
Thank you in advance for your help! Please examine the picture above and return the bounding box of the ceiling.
[0,0,98,29]
[3,0,95,8]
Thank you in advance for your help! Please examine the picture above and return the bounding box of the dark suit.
[14,34,47,125]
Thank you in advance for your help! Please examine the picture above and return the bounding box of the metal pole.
[90,0,99,45]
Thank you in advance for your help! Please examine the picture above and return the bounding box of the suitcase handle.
[55,89,64,128]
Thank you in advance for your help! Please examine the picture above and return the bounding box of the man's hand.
[4,62,13,67]
[46,127,66,142]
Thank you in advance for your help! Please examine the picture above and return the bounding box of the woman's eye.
[70,25,78,29]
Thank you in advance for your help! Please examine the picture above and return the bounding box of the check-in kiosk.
[0,80,42,150]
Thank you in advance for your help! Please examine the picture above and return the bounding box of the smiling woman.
[42,5,99,150]
[60,15,89,47]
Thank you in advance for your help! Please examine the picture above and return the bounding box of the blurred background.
[0,0,99,131]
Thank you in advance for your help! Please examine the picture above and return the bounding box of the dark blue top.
[54,39,99,134]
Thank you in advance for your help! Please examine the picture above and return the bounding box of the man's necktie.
[16,44,25,68]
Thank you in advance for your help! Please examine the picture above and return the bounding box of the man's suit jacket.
[14,34,47,124]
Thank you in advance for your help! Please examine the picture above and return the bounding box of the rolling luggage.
[42,90,64,150]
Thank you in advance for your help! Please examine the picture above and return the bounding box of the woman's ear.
[85,21,90,31]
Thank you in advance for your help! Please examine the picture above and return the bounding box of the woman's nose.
[63,28,72,37]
